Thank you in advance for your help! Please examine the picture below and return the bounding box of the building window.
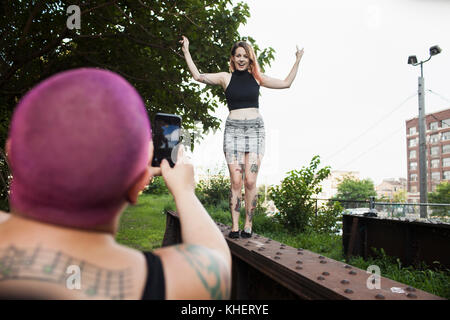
[443,144,450,154]
[442,131,450,141]
[409,150,416,159]
[430,121,439,131]
[429,134,439,144]
[431,159,440,168]
[431,172,440,181]
[409,127,417,135]
[431,146,439,156]
[409,138,418,147]
[443,119,450,129]
[410,174,418,181]
[443,158,450,167]
[410,162,417,170]
[444,171,450,180]
[410,186,418,193]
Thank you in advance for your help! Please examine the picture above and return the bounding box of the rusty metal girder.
[343,214,450,269]
[216,222,444,300]
[162,211,444,300]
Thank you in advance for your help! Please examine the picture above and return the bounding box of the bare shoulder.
[154,244,231,300]
[222,72,232,90]
[0,211,10,224]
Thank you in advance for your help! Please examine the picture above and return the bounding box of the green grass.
[347,253,450,299]
[116,193,175,251]
[117,194,450,299]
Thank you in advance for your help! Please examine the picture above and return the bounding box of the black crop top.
[225,70,260,111]
[141,251,165,300]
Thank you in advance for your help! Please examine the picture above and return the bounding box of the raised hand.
[179,35,190,53]
[296,45,304,61]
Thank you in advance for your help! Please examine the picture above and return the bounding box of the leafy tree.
[0,0,275,211]
[268,155,331,233]
[393,190,407,203]
[428,182,450,217]
[333,176,376,207]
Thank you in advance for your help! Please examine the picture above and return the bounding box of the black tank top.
[225,70,260,111]
[141,251,165,300]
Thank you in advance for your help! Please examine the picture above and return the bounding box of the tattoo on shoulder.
[0,245,132,299]
[175,245,230,300]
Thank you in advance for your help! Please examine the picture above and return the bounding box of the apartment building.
[405,108,450,202]
[375,178,407,200]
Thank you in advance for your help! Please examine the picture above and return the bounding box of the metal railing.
[312,197,450,221]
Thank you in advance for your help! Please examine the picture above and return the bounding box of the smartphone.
[151,113,182,168]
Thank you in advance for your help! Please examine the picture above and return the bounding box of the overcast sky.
[191,0,450,187]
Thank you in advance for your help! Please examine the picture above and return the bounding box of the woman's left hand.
[295,45,304,61]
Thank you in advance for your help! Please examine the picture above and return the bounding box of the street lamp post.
[408,45,442,218]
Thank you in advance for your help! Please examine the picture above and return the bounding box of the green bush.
[268,155,330,233]
[144,176,169,195]
[195,171,231,207]
[309,201,343,235]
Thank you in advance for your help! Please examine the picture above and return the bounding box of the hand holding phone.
[160,145,195,198]
[151,113,182,168]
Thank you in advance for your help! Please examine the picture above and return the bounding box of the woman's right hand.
[179,35,189,53]
[160,145,195,198]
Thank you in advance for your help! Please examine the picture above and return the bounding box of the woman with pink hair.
[180,36,304,238]
[0,68,231,300]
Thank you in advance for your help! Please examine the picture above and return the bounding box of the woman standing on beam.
[180,36,304,238]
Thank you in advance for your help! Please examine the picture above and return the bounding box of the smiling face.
[232,46,250,71]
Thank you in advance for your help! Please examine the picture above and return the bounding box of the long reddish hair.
[229,41,263,84]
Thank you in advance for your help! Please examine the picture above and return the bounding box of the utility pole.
[408,45,442,218]
[417,64,427,218]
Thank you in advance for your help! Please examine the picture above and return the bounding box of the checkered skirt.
[223,117,265,164]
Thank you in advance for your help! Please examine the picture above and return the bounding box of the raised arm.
[153,146,231,300]
[180,35,228,89]
[261,46,304,89]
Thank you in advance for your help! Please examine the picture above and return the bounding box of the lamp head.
[408,55,418,65]
[429,45,442,56]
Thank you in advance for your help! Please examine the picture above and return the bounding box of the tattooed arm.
[155,244,230,300]
[154,147,231,299]
[180,36,229,89]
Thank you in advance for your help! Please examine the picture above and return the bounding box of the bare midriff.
[228,107,261,120]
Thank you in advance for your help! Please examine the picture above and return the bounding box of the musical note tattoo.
[0,245,132,299]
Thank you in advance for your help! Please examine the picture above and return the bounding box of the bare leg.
[226,154,244,232]
[243,152,261,233]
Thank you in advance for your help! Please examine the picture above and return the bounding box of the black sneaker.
[228,231,240,239]
[240,230,252,238]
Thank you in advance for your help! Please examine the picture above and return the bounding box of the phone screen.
[151,113,182,167]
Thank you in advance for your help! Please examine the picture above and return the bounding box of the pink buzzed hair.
[8,68,151,228]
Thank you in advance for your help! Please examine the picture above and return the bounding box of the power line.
[427,89,450,105]
[335,126,404,170]
[426,89,450,127]
[323,92,417,162]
